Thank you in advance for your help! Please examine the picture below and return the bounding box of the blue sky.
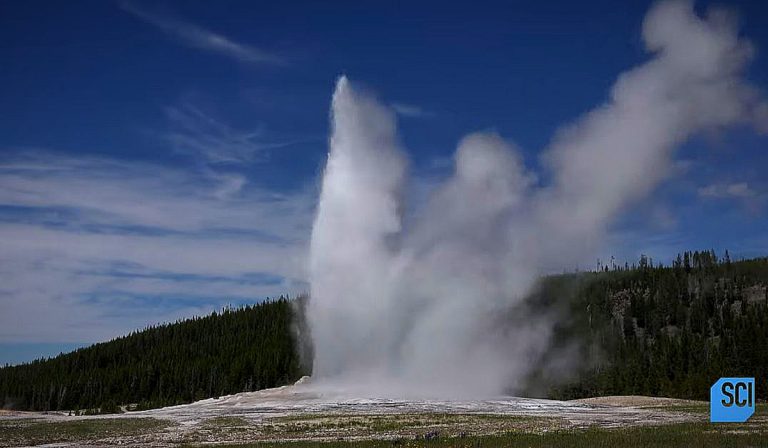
[1,0,767,365]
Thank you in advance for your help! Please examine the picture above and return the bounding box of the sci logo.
[710,377,754,423]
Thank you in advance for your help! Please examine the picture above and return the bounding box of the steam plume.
[309,0,768,398]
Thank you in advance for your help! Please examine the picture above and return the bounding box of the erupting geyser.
[308,0,768,398]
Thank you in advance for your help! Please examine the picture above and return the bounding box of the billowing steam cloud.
[308,0,768,398]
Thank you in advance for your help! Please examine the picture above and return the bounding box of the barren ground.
[1,383,764,447]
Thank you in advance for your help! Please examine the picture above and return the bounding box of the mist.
[308,0,768,398]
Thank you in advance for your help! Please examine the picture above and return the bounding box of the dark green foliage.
[2,252,766,412]
[0,296,309,412]
[537,253,768,401]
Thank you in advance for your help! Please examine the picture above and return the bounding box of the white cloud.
[164,102,309,166]
[120,1,284,65]
[698,182,756,199]
[0,151,313,343]
[391,102,434,118]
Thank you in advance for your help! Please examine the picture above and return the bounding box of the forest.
[0,297,309,412]
[1,251,766,412]
[535,251,768,401]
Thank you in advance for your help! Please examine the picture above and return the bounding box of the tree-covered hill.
[1,252,766,413]
[0,297,310,412]
[531,252,768,401]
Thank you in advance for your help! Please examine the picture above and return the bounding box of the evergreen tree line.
[0,297,309,413]
[1,251,766,412]
[535,251,768,401]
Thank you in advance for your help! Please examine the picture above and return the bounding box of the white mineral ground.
[124,378,697,428]
[0,377,706,448]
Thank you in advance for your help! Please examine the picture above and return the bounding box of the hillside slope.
[1,252,766,412]
[0,297,308,412]
[533,252,768,401]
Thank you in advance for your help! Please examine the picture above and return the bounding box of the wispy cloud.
[0,150,313,343]
[391,102,435,119]
[698,182,765,214]
[164,102,309,166]
[698,182,757,199]
[120,1,284,65]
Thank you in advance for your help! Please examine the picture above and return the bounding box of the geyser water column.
[308,0,768,399]
[308,77,407,383]
[308,76,553,398]
[308,78,540,398]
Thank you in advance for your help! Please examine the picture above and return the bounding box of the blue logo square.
[710,377,755,423]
